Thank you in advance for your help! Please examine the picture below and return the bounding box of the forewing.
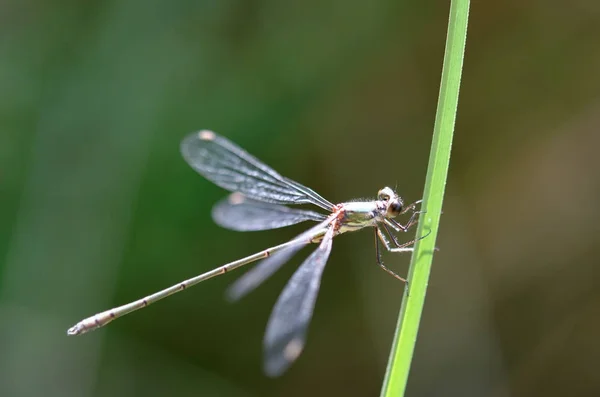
[263,225,335,377]
[181,131,334,210]
[212,193,326,232]
[226,220,331,301]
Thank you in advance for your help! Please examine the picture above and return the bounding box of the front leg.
[377,226,415,253]
[373,228,408,283]
[386,200,425,232]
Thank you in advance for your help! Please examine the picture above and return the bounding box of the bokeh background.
[1,1,599,396]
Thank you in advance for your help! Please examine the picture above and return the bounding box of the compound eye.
[378,190,390,201]
[389,201,402,215]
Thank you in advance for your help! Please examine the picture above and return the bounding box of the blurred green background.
[1,1,599,396]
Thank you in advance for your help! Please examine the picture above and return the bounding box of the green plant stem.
[380,0,470,395]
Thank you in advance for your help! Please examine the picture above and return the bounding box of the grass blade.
[380,0,470,395]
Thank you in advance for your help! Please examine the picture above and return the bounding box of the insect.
[67,130,425,376]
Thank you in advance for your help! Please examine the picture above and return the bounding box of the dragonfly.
[67,130,425,377]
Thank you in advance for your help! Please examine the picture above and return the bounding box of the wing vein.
[262,223,336,376]
[181,131,334,210]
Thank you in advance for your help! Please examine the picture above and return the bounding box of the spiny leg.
[387,202,425,232]
[382,222,415,249]
[377,226,415,253]
[401,199,421,215]
[373,227,408,283]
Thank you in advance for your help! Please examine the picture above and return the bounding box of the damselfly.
[68,130,425,376]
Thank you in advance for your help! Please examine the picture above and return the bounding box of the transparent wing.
[212,192,326,232]
[226,220,331,301]
[181,130,334,211]
[263,225,335,377]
